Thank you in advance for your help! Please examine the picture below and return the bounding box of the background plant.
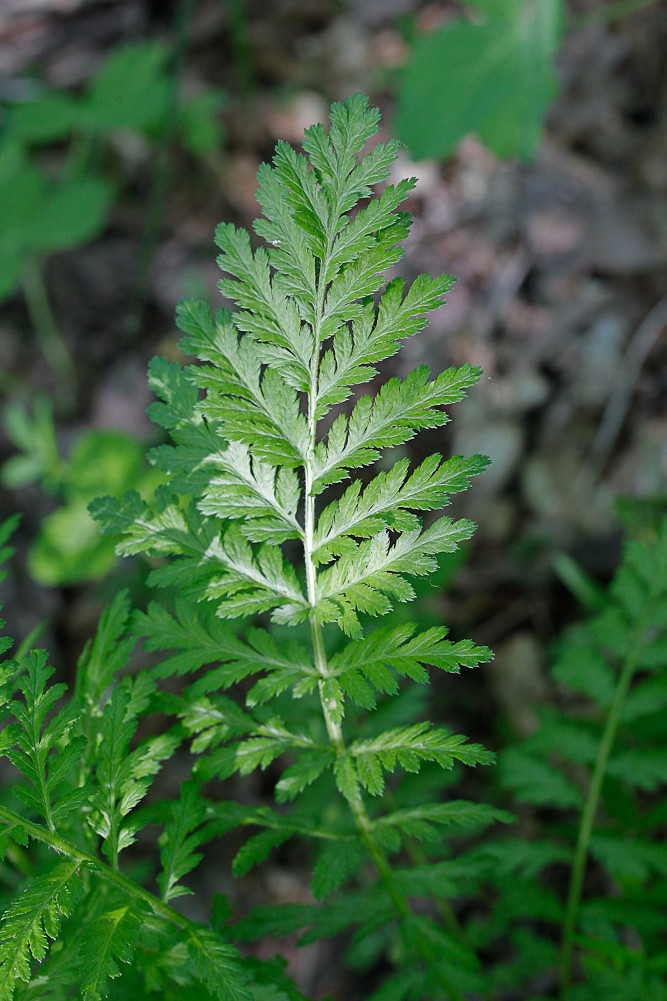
[394,0,659,161]
[466,516,667,999]
[0,30,224,407]
[0,399,161,587]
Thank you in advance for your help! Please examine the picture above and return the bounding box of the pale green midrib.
[300,197,465,1001]
[29,699,55,833]
[559,552,666,997]
[0,804,190,933]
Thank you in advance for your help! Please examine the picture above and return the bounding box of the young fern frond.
[90,93,503,999]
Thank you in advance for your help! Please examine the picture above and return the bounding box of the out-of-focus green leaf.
[0,166,112,298]
[395,0,564,161]
[27,176,113,253]
[28,430,162,586]
[177,90,226,155]
[84,40,170,132]
[9,91,83,143]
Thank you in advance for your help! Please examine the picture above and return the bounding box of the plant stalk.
[302,261,465,1001]
[559,593,660,995]
[126,0,194,339]
[21,259,76,412]
[0,804,191,933]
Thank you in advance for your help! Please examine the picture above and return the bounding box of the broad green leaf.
[9,91,82,143]
[27,176,113,254]
[396,0,564,161]
[84,40,170,133]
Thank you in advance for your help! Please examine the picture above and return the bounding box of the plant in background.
[1,398,161,586]
[396,0,563,161]
[395,0,659,162]
[478,518,667,999]
[0,35,224,404]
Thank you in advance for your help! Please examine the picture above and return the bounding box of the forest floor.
[1,1,666,997]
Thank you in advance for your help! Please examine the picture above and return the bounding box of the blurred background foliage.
[0,2,666,993]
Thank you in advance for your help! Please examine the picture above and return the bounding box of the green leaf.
[177,89,226,156]
[203,525,307,623]
[330,622,492,692]
[373,801,514,844]
[479,838,568,879]
[75,589,134,704]
[274,749,333,802]
[232,829,292,877]
[313,453,488,563]
[27,176,113,254]
[5,651,83,827]
[396,0,564,161]
[79,898,150,1000]
[184,926,250,1001]
[607,748,667,792]
[0,859,83,986]
[500,746,583,808]
[84,40,170,132]
[316,516,477,635]
[8,91,82,143]
[176,300,309,467]
[88,679,180,864]
[348,724,493,796]
[312,364,481,492]
[158,781,212,902]
[311,838,365,899]
[197,440,303,545]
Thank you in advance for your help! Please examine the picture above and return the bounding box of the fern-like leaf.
[79,898,149,1000]
[0,859,83,990]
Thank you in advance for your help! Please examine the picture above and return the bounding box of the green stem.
[125,0,193,339]
[0,805,190,933]
[301,250,464,1001]
[21,259,76,412]
[559,600,658,995]
[226,0,256,94]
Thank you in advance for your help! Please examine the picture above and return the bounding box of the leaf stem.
[125,0,194,340]
[559,593,660,995]
[21,259,76,412]
[0,804,190,933]
[302,253,465,1001]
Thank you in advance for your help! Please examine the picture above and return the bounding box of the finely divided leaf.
[0,859,83,988]
[185,927,250,1001]
[79,899,150,1001]
[158,781,212,902]
[343,724,493,797]
[312,365,481,492]
[313,453,488,563]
